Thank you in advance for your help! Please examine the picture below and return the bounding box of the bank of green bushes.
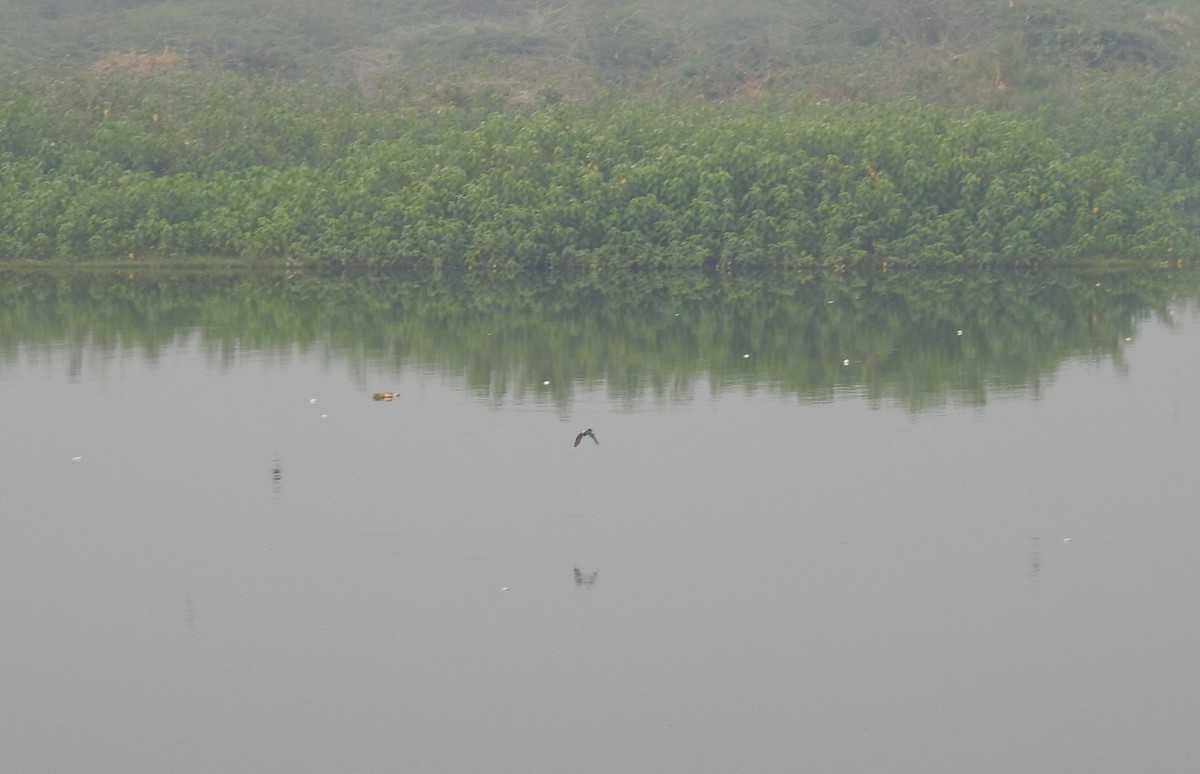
[1,73,1197,269]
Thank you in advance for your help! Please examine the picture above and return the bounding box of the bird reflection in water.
[1028,535,1042,598]
[574,567,599,588]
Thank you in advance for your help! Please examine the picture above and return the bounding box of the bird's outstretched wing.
[574,432,584,447]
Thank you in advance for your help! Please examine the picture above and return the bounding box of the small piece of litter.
[543,380,551,386]
[308,398,317,404]
[842,359,850,366]
[70,456,83,462]
[499,586,510,592]
[742,353,750,359]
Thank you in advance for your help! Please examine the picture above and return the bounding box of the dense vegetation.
[5,73,1200,268]
[2,266,1192,410]
[3,0,1200,268]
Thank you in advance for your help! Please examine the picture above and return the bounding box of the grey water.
[2,271,1199,774]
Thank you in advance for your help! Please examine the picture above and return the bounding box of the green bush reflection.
[1,269,1194,411]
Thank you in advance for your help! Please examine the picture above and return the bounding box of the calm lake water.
[2,269,1199,774]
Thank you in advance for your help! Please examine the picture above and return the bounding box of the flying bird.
[574,428,598,447]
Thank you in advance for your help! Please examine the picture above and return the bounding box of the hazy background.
[4,0,1200,106]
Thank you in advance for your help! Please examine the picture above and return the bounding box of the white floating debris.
[842,359,850,366]
[320,413,330,420]
[742,353,750,359]
[1124,337,1133,342]
[956,329,964,336]
[70,456,84,462]
[308,398,317,404]
[543,380,551,386]
[1062,537,1072,543]
[499,586,510,592]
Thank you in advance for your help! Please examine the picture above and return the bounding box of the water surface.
[2,269,1198,774]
